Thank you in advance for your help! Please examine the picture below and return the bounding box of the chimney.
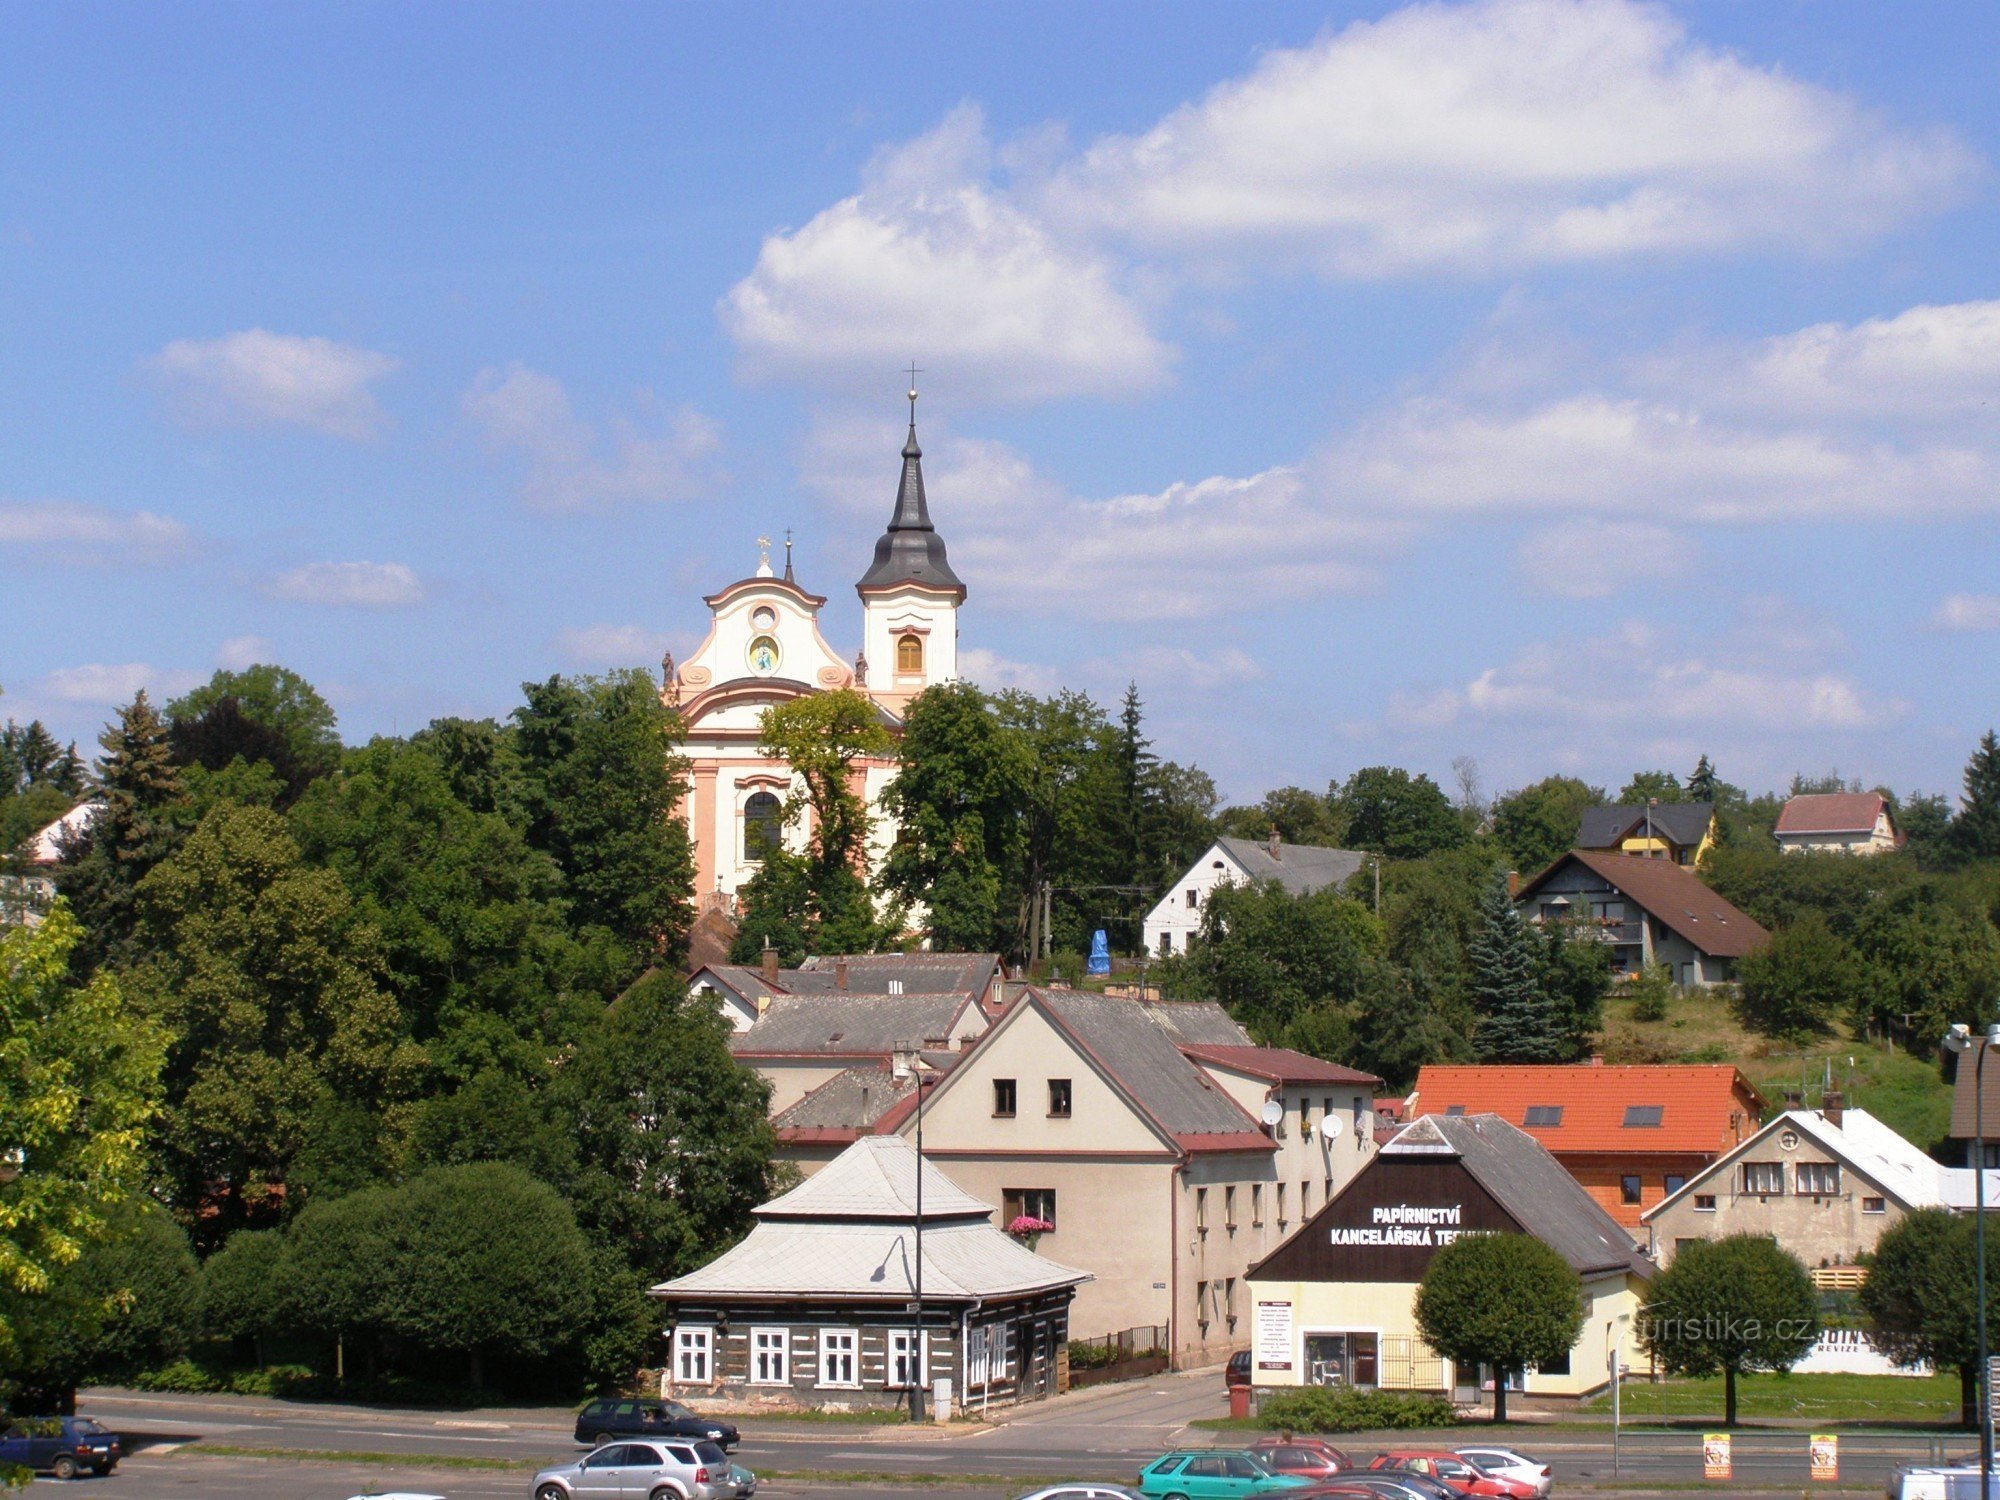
[1506,870,1520,898]
[835,955,849,991]
[1587,1054,1604,1067]
[1785,1090,1803,1111]
[891,1043,913,1080]
[760,938,779,987]
[1267,825,1282,860]
[1823,1091,1845,1129]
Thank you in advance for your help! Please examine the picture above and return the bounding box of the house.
[1774,792,1902,856]
[1246,1114,1652,1400]
[1409,1062,1765,1229]
[1645,1092,2000,1269]
[690,950,1005,1031]
[1,800,97,930]
[1143,834,1368,958]
[1947,1059,2000,1169]
[729,990,987,1114]
[651,1135,1088,1412]
[1515,849,1770,988]
[891,986,1381,1363]
[1576,803,1716,866]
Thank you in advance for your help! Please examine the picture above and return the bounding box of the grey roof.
[1214,837,1368,896]
[730,991,971,1056]
[772,1065,918,1132]
[1577,803,1714,850]
[1385,1114,1651,1277]
[856,416,964,595]
[654,1138,1089,1304]
[1037,988,1261,1138]
[791,952,999,997]
[1139,1000,1255,1048]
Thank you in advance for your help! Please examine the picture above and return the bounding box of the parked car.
[1368,1453,1533,1499]
[0,1415,121,1479]
[1139,1450,1316,1500]
[1249,1442,1353,1480]
[574,1398,740,1451]
[1316,1473,1457,1500]
[719,1453,758,1500]
[1226,1351,1252,1390]
[1886,1466,1998,1499]
[1453,1449,1550,1499]
[534,1439,727,1500]
[1016,1487,1149,1500]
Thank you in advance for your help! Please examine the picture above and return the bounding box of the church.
[664,390,964,905]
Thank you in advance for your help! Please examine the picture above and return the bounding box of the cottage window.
[897,634,924,674]
[1742,1161,1785,1196]
[1863,1196,1886,1214]
[1797,1162,1841,1197]
[1620,1175,1642,1206]
[673,1326,712,1384]
[888,1328,928,1389]
[750,1327,789,1385]
[1003,1186,1056,1228]
[1300,1097,1314,1130]
[818,1328,859,1388]
[1624,1105,1664,1128]
[1694,1194,1717,1212]
[1524,1105,1563,1127]
[1665,1174,1686,1196]
[1186,888,1199,908]
[1048,1078,1073,1118]
[1444,1105,1466,1117]
[1159,931,1174,955]
[1301,1179,1313,1215]
[993,1078,1017,1117]
[965,1325,990,1387]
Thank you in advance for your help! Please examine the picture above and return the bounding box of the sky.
[4,0,1998,809]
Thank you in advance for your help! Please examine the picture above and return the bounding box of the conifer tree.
[1950,730,2000,863]
[1469,871,1563,1062]
[1115,683,1156,885]
[1686,753,1718,803]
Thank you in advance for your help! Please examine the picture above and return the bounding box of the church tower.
[856,383,964,710]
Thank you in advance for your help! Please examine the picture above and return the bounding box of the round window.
[751,606,776,630]
[748,635,781,675]
[1779,1129,1800,1151]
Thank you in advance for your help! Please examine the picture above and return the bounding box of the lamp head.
[1986,1023,2000,1050]
[1946,1023,1974,1054]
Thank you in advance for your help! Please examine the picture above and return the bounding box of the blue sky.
[4,0,1997,808]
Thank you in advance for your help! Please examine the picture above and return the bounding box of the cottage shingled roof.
[1036,988,1266,1141]
[1775,792,1891,836]
[1214,837,1368,897]
[1517,850,1770,959]
[1137,999,1255,1047]
[1411,1062,1763,1154]
[729,991,972,1057]
[771,1064,919,1138]
[1576,802,1714,850]
[1180,1044,1382,1087]
[790,952,999,997]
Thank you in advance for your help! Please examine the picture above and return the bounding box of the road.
[65,1378,1970,1497]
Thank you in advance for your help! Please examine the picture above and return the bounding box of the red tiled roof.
[1175,1131,1281,1154]
[1776,791,1888,835]
[1518,849,1770,958]
[1411,1063,1764,1154]
[1178,1044,1383,1087]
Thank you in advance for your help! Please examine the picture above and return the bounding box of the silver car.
[533,1439,726,1500]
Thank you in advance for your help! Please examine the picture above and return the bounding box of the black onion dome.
[856,417,964,594]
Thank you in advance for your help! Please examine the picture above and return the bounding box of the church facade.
[665,395,964,903]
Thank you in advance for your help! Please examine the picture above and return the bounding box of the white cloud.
[1047,0,1971,276]
[1514,518,1697,599]
[151,329,396,439]
[35,662,201,707]
[463,364,720,509]
[552,623,679,667]
[956,647,1059,694]
[1101,645,1266,691]
[217,635,273,670]
[0,499,190,564]
[1931,593,2000,632]
[721,105,1173,404]
[272,560,426,608]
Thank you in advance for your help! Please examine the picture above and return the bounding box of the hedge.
[1257,1386,1458,1432]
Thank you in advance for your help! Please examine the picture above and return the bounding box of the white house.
[1774,792,1902,856]
[1142,835,1367,958]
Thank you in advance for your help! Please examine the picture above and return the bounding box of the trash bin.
[1229,1384,1251,1420]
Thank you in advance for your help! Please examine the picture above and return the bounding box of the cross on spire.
[906,363,922,425]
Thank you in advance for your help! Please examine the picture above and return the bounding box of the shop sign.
[1254,1300,1294,1371]
[1328,1203,1467,1248]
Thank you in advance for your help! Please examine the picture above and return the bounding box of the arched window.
[896,633,924,673]
[744,791,782,861]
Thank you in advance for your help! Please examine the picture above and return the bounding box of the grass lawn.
[1584,1372,1964,1425]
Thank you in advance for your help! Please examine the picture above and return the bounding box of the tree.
[1641,1234,1818,1426]
[1114,683,1156,896]
[166,664,342,807]
[202,1229,288,1366]
[727,850,817,967]
[129,803,419,1240]
[1217,786,1348,849]
[1951,730,2000,864]
[1468,873,1562,1063]
[273,1183,397,1376]
[0,906,166,1363]
[1535,916,1609,1058]
[407,1069,579,1188]
[1685,755,1720,803]
[880,683,1031,952]
[994,690,1120,960]
[1848,884,2000,1044]
[751,688,894,954]
[515,671,695,975]
[1862,1208,1999,1428]
[1618,770,1683,803]
[1334,767,1467,860]
[6,1197,200,1411]
[54,692,186,972]
[1735,913,1858,1039]
[373,1164,594,1386]
[1900,792,1955,866]
[1491,777,1602,875]
[1414,1232,1583,1422]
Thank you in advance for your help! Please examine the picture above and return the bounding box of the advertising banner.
[1254,1300,1293,1371]
[1702,1434,1731,1480]
[1809,1434,1837,1481]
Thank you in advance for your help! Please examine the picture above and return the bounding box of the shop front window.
[1303,1331,1379,1388]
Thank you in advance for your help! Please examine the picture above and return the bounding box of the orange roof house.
[1410,1062,1765,1229]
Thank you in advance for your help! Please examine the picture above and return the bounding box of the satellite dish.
[1322,1115,1345,1141]
[1260,1099,1284,1128]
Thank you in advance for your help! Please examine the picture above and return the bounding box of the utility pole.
[911,1069,927,1422]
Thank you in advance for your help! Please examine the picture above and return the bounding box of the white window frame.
[965,1324,991,1388]
[673,1325,712,1384]
[818,1327,859,1388]
[750,1326,790,1385]
[888,1327,928,1389]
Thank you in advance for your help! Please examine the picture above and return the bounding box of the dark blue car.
[0,1415,121,1478]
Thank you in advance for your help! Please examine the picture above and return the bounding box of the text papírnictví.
[1328,1204,1465,1247]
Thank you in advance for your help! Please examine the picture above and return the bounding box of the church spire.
[857,372,965,597]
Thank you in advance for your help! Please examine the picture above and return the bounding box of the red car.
[1248,1442,1352,1481]
[1368,1453,1535,1499]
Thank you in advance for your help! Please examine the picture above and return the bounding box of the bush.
[1257,1386,1457,1432]
[1624,965,1674,1023]
[133,1357,227,1394]
[1066,1341,1117,1369]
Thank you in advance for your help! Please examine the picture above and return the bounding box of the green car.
[1137,1451,1313,1500]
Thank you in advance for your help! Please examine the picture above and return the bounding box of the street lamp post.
[911,1069,927,1423]
[1945,1022,2000,1497]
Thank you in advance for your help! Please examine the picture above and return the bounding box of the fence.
[1067,1325,1170,1388]
[1599,1428,1968,1487]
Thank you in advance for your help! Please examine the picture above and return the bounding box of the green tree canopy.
[167,664,342,807]
[201,1228,288,1359]
[1413,1232,1584,1422]
[1641,1234,1818,1426]
[1861,1207,2000,1428]
[1491,776,1603,875]
[1334,767,1467,860]
[55,692,187,971]
[1951,730,2000,864]
[1848,883,2000,1043]
[1468,873,1563,1062]
[1735,912,1858,1040]
[1217,786,1349,849]
[1618,770,1684,803]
